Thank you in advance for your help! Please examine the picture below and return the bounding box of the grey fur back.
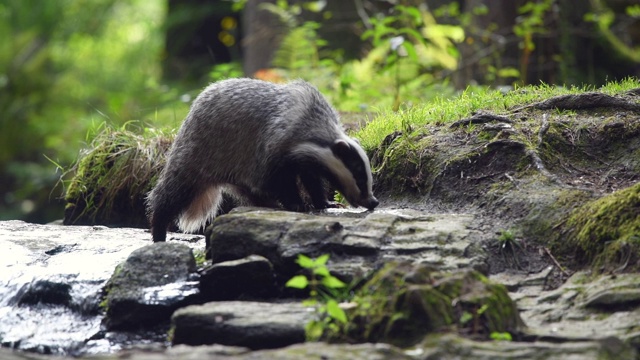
[165,78,342,192]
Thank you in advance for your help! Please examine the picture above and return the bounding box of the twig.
[353,0,371,30]
[543,247,569,277]
[450,112,514,129]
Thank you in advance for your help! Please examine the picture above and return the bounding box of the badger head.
[291,137,379,210]
[328,138,379,210]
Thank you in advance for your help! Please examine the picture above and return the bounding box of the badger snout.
[362,196,379,210]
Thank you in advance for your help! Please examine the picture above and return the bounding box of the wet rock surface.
[0,220,205,355]
[102,242,200,330]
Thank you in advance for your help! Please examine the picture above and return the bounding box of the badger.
[146,78,379,242]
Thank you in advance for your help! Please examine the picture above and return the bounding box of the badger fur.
[147,78,378,242]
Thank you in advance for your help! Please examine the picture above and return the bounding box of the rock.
[207,208,487,285]
[199,255,276,300]
[0,342,411,360]
[324,262,524,347]
[417,333,636,360]
[14,279,72,307]
[1,334,635,360]
[230,342,411,360]
[103,242,200,330]
[206,209,299,263]
[490,266,554,292]
[516,272,640,345]
[171,301,312,349]
[583,288,640,309]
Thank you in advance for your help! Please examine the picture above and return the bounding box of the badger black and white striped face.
[291,137,378,210]
[329,137,378,209]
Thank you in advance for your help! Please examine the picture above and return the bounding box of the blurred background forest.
[1,0,639,224]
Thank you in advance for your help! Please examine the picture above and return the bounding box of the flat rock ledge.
[206,208,488,285]
[171,301,312,349]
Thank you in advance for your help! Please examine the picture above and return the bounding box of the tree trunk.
[241,0,284,77]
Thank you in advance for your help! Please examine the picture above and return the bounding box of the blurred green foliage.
[266,3,461,111]
[0,0,189,222]
[3,0,639,224]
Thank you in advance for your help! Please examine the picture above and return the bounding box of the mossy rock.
[324,262,524,347]
[554,182,640,272]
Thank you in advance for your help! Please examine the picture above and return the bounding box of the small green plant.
[192,249,207,268]
[497,230,516,247]
[497,229,524,270]
[459,303,489,326]
[490,331,513,341]
[286,254,349,340]
[459,310,473,325]
[333,191,346,206]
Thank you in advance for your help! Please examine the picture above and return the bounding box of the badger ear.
[331,139,351,157]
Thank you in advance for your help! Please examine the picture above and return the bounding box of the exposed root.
[526,149,560,183]
[626,88,640,96]
[537,113,550,146]
[503,172,520,189]
[449,112,514,128]
[513,92,640,113]
[543,247,569,277]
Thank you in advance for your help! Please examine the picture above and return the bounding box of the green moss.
[99,263,124,312]
[565,182,640,271]
[372,133,436,195]
[323,263,523,346]
[166,326,175,343]
[63,122,173,227]
[98,298,109,311]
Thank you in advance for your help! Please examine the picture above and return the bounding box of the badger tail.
[177,185,223,234]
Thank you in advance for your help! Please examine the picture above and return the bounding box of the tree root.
[450,112,514,128]
[513,92,640,113]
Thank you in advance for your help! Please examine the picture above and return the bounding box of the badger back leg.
[148,180,198,242]
[148,165,225,242]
